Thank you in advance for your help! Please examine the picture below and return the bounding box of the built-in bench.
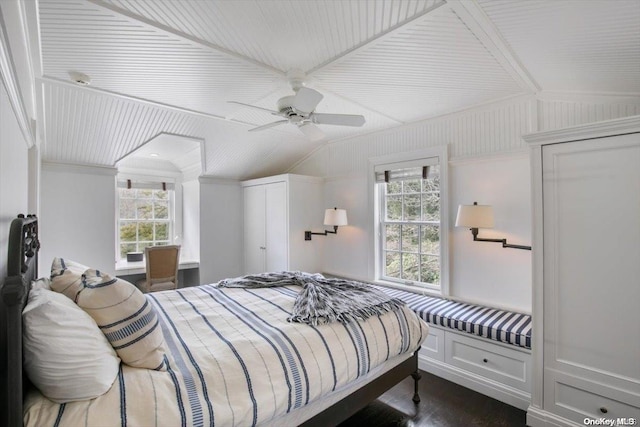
[377,286,532,349]
[376,285,533,410]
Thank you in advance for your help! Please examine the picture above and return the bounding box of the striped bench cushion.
[377,286,531,349]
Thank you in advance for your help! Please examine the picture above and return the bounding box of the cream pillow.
[50,257,89,300]
[76,269,167,371]
[31,277,51,290]
[22,288,121,403]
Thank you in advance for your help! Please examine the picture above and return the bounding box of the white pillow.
[22,288,121,403]
[31,277,51,290]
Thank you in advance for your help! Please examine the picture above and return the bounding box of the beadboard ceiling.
[27,0,640,179]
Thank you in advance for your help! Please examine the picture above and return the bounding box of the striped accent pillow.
[49,258,88,300]
[76,270,167,371]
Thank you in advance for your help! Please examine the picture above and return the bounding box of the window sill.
[321,271,444,298]
[371,279,443,298]
[115,259,199,275]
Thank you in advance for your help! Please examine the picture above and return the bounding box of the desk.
[115,259,200,288]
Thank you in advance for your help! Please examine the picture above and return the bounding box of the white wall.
[39,163,117,277]
[449,153,531,312]
[199,177,243,283]
[287,176,324,273]
[0,81,30,281]
[290,95,640,313]
[320,175,370,280]
[291,97,537,313]
[302,154,531,313]
[182,179,200,261]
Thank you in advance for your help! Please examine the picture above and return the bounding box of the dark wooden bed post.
[1,215,39,427]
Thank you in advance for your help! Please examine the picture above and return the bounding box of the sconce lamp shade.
[324,208,348,226]
[455,202,531,250]
[455,204,494,228]
[305,207,348,240]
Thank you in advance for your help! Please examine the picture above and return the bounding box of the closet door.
[264,182,287,272]
[542,133,640,420]
[243,185,266,274]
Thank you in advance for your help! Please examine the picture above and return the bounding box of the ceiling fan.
[228,71,365,141]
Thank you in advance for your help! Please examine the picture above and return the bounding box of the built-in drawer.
[545,370,640,424]
[420,326,444,362]
[445,331,530,392]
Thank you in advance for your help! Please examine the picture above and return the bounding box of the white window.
[117,180,175,260]
[372,147,449,294]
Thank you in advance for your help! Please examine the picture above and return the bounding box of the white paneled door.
[541,132,640,424]
[243,181,287,274]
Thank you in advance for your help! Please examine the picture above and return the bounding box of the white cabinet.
[524,116,640,427]
[243,181,287,273]
[242,174,323,274]
[418,326,532,410]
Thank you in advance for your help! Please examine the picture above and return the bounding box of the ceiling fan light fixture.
[298,122,325,141]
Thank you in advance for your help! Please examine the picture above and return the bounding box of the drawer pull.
[482,358,488,363]
[600,407,608,414]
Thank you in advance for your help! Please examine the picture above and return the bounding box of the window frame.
[369,146,450,296]
[116,177,177,262]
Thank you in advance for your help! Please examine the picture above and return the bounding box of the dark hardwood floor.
[339,371,527,427]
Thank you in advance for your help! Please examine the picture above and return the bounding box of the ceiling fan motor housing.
[277,95,305,119]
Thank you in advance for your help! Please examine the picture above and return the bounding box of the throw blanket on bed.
[217,272,405,326]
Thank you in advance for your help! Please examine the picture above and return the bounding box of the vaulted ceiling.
[21,0,640,178]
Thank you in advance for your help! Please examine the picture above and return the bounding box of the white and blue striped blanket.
[24,283,428,427]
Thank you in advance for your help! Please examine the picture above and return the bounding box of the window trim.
[368,146,450,296]
[115,174,179,262]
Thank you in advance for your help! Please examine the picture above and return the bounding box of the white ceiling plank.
[312,4,524,123]
[40,75,238,124]
[477,0,640,94]
[28,0,640,179]
[447,0,539,93]
[308,0,446,75]
[87,0,284,78]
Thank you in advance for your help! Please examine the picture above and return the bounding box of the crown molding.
[0,4,35,147]
[41,161,118,176]
[522,115,640,146]
[537,90,640,105]
[198,176,241,186]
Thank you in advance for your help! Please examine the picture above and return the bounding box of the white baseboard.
[418,352,531,411]
[526,405,581,427]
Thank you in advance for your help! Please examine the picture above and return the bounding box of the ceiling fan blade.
[311,113,366,127]
[228,101,280,115]
[292,87,323,114]
[298,123,325,141]
[249,120,288,132]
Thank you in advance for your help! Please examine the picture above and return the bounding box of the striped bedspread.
[24,283,428,427]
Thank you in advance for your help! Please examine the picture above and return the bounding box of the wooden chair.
[137,245,180,293]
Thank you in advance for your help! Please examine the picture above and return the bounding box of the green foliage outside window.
[382,169,441,286]
[118,188,171,259]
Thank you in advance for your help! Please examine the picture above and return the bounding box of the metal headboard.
[1,214,39,427]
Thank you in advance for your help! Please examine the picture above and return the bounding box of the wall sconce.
[455,202,531,250]
[305,207,348,241]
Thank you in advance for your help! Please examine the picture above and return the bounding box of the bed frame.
[0,214,421,427]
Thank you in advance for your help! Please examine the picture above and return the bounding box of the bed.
[1,215,428,427]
